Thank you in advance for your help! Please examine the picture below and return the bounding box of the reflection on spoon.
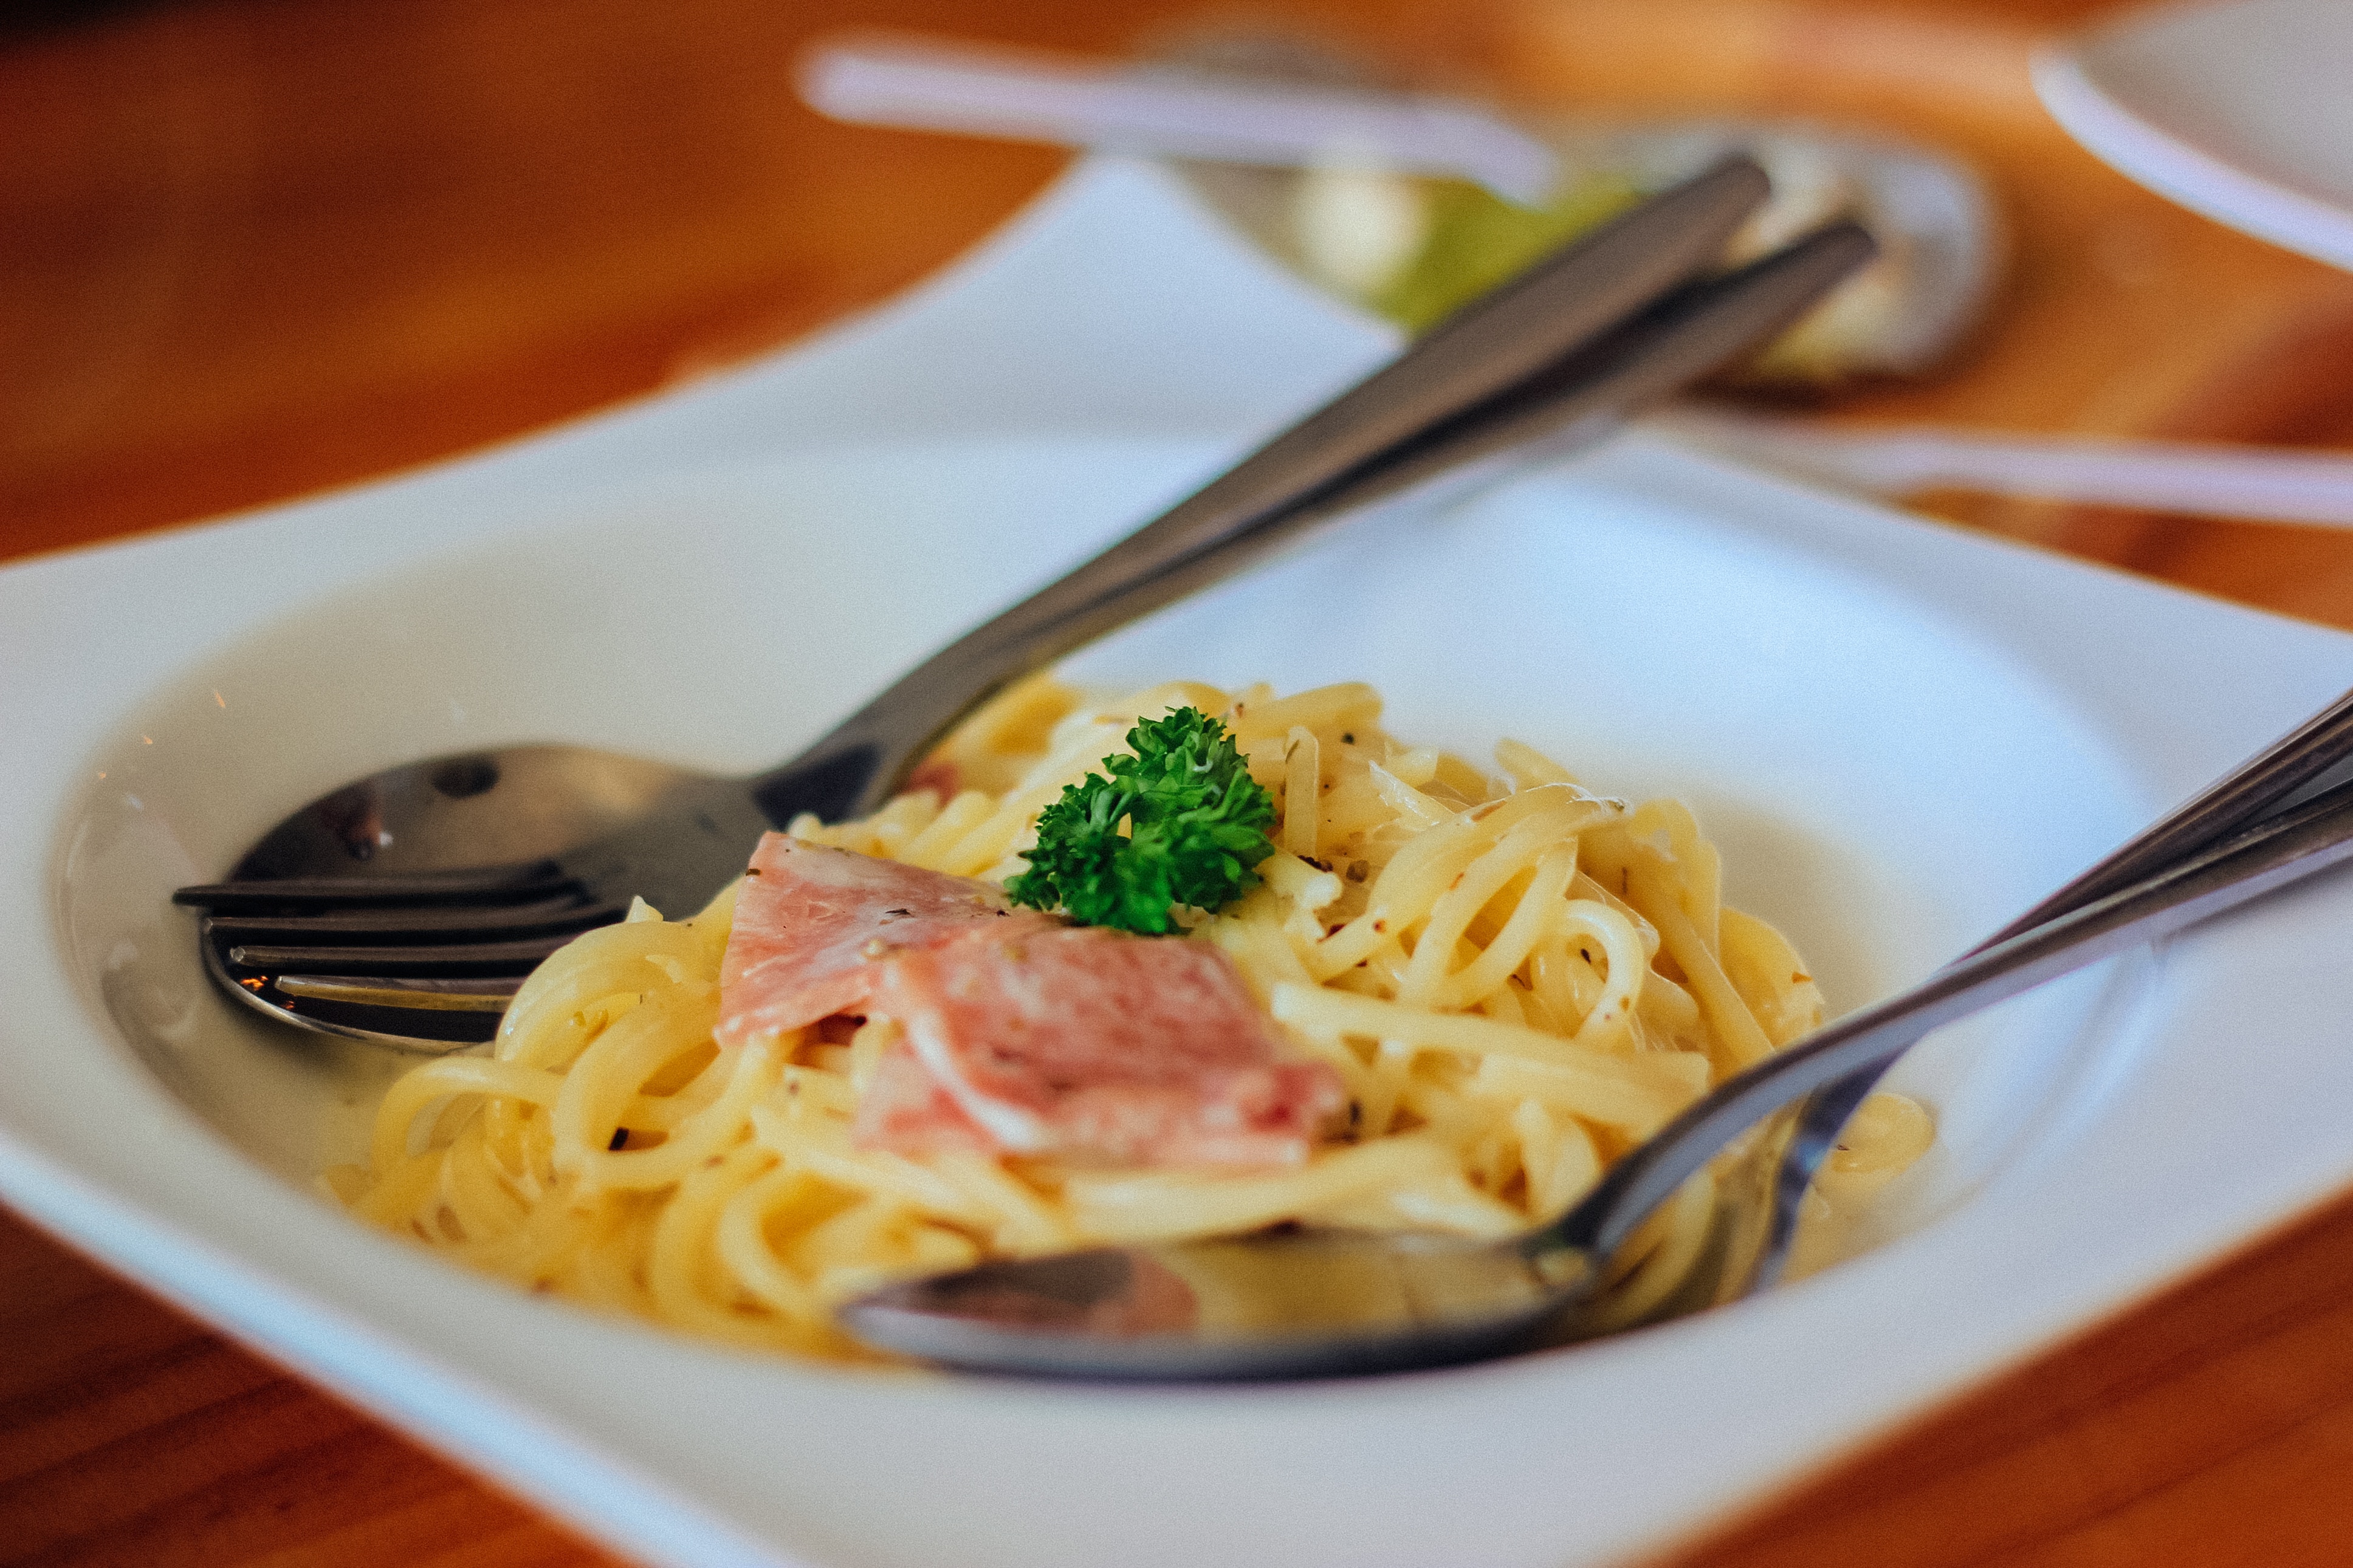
[847,1230,1582,1380]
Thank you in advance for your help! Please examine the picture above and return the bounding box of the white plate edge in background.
[2035,0,2353,272]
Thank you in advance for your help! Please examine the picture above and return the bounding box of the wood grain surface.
[6,0,2353,1564]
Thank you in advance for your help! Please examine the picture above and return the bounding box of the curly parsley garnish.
[1006,707,1277,934]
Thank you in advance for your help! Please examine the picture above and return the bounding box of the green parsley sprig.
[1006,707,1278,935]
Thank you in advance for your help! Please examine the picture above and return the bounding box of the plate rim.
[9,157,2353,1568]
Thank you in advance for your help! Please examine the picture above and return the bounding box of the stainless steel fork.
[1727,683,2353,1302]
[174,156,1882,1050]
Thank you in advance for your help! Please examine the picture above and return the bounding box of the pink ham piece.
[716,834,1059,1048]
[854,926,1344,1168]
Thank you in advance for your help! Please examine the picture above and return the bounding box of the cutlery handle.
[1987,688,2353,947]
[1755,676,2353,1287]
[953,222,1878,668]
[800,36,1558,203]
[747,168,1878,827]
[1556,776,2353,1262]
[889,157,1767,673]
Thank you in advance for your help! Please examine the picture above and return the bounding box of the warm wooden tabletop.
[7,0,2353,1564]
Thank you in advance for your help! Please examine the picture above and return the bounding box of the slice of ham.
[850,1035,1001,1157]
[855,926,1344,1168]
[716,834,1342,1168]
[716,834,1059,1048]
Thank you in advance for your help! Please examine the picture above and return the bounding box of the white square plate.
[7,159,2353,1568]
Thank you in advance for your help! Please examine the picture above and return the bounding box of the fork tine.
[173,861,574,911]
[201,895,624,943]
[225,933,585,976]
[196,931,514,1048]
[272,975,521,1012]
[183,861,619,1048]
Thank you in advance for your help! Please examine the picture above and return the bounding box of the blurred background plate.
[2036,0,2353,273]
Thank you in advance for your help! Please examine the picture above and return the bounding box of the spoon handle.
[837,775,2353,1378]
[800,36,1559,204]
[758,217,1875,825]
[1555,776,2353,1265]
[1993,688,2353,947]
[737,160,1877,827]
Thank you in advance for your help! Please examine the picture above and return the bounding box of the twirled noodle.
[335,678,1931,1361]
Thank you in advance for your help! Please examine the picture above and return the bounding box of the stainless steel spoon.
[839,765,2353,1378]
[174,157,1876,1049]
[1734,680,2353,1300]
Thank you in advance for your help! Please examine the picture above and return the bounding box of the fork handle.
[1749,678,2353,1289]
[888,157,1770,696]
[1551,776,2353,1266]
[742,156,1771,825]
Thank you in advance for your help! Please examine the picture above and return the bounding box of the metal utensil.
[840,759,2353,1378]
[175,157,1876,1050]
[800,35,1559,204]
[799,33,2002,387]
[1658,409,2353,529]
[1733,681,2353,1301]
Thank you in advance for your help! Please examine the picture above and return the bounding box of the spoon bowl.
[842,765,2353,1378]
[230,744,735,890]
[847,1231,1587,1380]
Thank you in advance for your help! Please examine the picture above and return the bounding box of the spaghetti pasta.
[338,678,1929,1361]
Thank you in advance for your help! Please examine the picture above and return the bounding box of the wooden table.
[7,0,2353,1563]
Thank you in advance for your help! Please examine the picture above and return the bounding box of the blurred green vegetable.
[1369,173,1643,332]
